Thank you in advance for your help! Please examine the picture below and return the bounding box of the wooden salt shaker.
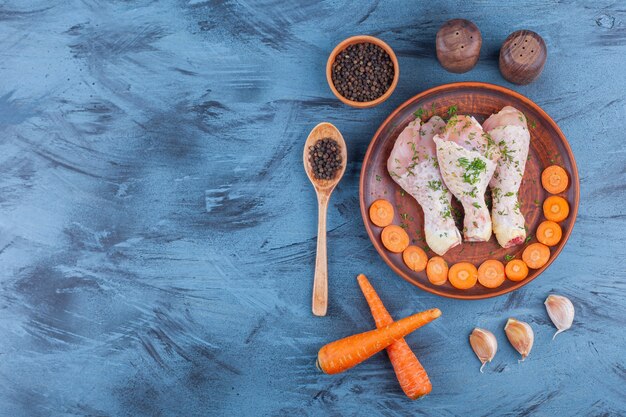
[436,19,482,73]
[499,30,547,85]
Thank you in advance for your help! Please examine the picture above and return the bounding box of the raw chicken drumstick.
[434,115,500,242]
[483,106,531,248]
[387,116,462,256]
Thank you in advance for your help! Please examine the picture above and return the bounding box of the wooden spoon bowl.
[303,122,347,315]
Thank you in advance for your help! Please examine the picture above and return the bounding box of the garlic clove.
[545,294,575,340]
[469,328,498,373]
[504,318,534,361]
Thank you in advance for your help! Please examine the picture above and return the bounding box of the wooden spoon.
[303,122,347,316]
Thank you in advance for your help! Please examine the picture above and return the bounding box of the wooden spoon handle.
[312,192,329,316]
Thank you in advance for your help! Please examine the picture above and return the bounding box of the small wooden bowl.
[326,35,399,109]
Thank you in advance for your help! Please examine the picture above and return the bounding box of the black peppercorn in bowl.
[326,35,399,108]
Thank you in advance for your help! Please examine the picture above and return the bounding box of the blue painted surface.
[0,1,624,416]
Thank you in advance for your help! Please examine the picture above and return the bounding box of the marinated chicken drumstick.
[387,116,462,256]
[434,115,500,242]
[483,106,531,248]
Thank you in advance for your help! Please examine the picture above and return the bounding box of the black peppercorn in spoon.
[303,122,347,316]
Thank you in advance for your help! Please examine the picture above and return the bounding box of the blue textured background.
[0,1,624,416]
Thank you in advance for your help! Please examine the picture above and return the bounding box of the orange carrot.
[541,165,569,194]
[477,259,506,288]
[426,256,448,286]
[537,220,562,246]
[448,262,478,290]
[356,274,433,399]
[381,225,410,253]
[522,243,550,269]
[505,259,529,282]
[369,199,395,227]
[543,196,569,222]
[402,246,428,272]
[316,308,442,375]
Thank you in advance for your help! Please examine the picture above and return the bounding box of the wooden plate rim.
[359,81,580,300]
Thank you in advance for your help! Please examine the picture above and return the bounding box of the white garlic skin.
[469,328,498,373]
[505,318,534,361]
[545,294,575,340]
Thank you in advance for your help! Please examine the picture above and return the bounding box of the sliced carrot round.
[522,243,550,269]
[426,256,448,286]
[505,259,529,281]
[536,220,562,247]
[543,196,569,222]
[369,199,395,227]
[448,262,478,290]
[541,165,569,194]
[402,246,428,272]
[477,260,506,289]
[381,225,410,253]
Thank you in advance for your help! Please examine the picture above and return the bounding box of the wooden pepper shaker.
[436,19,482,73]
[499,30,547,85]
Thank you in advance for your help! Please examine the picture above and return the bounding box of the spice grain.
[309,138,342,180]
[331,42,394,102]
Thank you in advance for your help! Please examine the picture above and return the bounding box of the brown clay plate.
[359,82,579,299]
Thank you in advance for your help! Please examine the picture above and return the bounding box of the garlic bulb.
[469,328,497,373]
[545,294,575,340]
[504,318,534,361]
